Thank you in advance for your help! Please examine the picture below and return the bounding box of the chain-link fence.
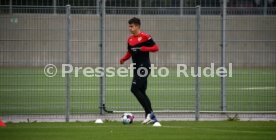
[0,2,275,122]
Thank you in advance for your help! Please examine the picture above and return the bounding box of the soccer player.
[120,17,159,124]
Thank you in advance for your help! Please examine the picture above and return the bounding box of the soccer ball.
[121,113,134,124]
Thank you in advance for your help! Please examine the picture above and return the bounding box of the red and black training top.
[121,32,159,67]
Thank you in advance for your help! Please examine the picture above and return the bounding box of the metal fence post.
[180,0,183,15]
[53,0,56,14]
[66,5,71,122]
[195,5,201,121]
[99,0,106,115]
[220,0,227,112]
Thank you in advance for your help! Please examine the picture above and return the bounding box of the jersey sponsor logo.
[138,37,142,42]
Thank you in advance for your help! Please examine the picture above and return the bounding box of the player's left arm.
[141,44,159,52]
[140,35,159,52]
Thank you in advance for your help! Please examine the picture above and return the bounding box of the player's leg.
[131,78,152,115]
[131,80,157,124]
[136,68,158,124]
[140,78,153,116]
[140,76,158,124]
[138,67,153,116]
[131,67,152,115]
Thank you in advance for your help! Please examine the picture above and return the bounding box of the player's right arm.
[120,50,132,64]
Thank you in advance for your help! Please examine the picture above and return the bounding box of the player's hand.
[120,59,124,64]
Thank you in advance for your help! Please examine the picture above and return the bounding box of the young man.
[120,17,159,124]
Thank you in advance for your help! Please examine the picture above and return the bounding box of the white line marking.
[240,87,276,90]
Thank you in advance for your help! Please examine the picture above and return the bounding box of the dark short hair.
[128,17,141,26]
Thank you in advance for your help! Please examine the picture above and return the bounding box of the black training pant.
[131,67,153,117]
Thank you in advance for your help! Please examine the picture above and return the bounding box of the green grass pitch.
[1,121,276,140]
[0,67,275,114]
